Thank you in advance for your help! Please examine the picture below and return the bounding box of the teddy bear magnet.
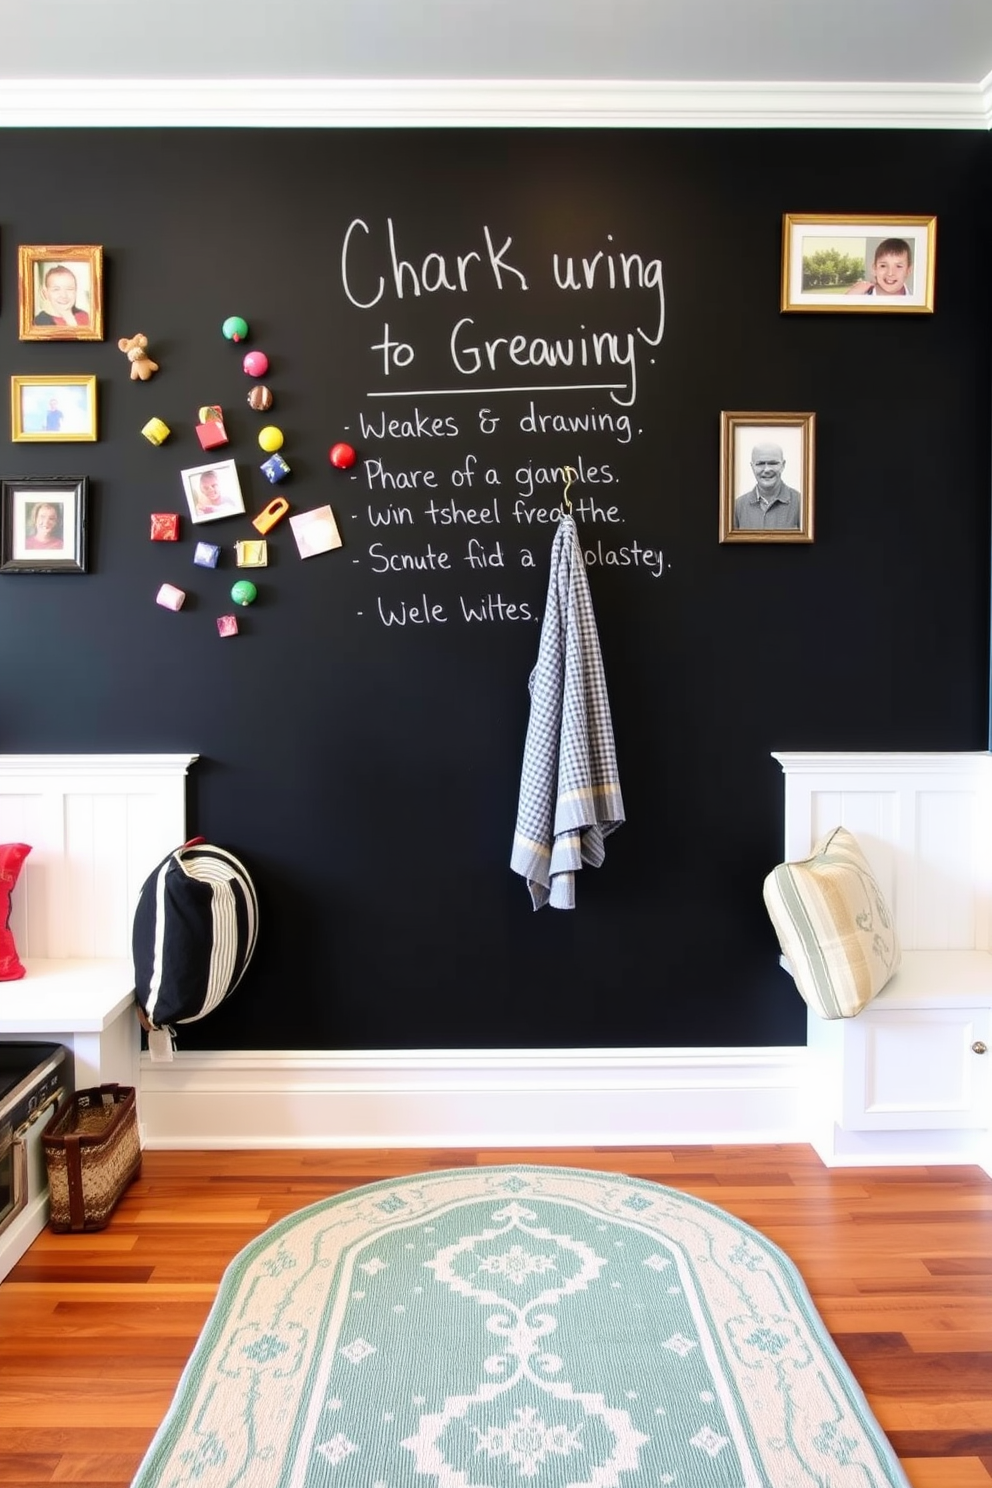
[119,333,159,381]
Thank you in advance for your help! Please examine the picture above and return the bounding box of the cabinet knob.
[972,1041,988,1055]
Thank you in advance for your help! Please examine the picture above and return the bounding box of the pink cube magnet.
[196,419,229,450]
[150,513,179,541]
[217,614,239,638]
[156,583,186,612]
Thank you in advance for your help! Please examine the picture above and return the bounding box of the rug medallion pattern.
[132,1165,909,1487]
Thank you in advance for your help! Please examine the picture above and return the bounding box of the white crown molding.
[981,65,992,126]
[0,77,988,128]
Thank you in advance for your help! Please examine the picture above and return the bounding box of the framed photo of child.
[0,476,88,574]
[780,215,936,314]
[11,375,98,442]
[18,245,104,341]
[181,460,246,524]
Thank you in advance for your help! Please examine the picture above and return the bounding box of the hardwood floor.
[1,1145,990,1487]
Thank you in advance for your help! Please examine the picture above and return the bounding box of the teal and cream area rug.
[132,1165,909,1487]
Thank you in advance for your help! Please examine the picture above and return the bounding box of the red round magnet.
[329,442,357,469]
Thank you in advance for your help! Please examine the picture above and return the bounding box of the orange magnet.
[252,495,290,535]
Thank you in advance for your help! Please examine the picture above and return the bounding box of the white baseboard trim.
[139,1046,807,1149]
[810,1123,992,1175]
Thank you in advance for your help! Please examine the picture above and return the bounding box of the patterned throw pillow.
[763,825,901,1019]
[0,842,31,981]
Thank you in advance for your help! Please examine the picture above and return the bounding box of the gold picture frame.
[18,244,104,340]
[11,375,98,442]
[781,214,936,314]
[719,411,815,544]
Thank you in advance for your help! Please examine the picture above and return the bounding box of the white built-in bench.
[774,751,992,1170]
[0,753,196,1278]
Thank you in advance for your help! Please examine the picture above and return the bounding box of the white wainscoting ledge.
[139,1045,806,1149]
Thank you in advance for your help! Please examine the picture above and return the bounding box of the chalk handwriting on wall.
[337,217,668,628]
[341,219,665,411]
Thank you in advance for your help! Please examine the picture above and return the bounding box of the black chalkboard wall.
[0,128,989,1050]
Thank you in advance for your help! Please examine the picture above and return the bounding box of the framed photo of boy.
[11,375,97,442]
[181,459,246,524]
[781,215,936,313]
[17,244,104,340]
[719,411,815,545]
[0,477,88,573]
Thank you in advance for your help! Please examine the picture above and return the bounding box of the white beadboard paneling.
[916,790,978,947]
[773,752,992,953]
[0,755,197,961]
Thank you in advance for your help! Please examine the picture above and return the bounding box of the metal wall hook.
[562,465,578,514]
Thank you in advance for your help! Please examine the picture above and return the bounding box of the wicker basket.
[42,1084,141,1232]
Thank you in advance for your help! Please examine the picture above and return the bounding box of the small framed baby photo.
[11,375,98,442]
[719,411,815,544]
[0,476,88,574]
[181,460,246,524]
[18,244,104,340]
[289,506,343,559]
[780,215,936,313]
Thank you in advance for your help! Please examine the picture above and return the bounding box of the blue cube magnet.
[260,453,290,484]
[194,541,221,569]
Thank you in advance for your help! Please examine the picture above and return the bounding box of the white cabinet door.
[843,1006,991,1131]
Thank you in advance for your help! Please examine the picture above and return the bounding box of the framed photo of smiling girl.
[0,476,88,574]
[781,215,936,313]
[18,244,104,341]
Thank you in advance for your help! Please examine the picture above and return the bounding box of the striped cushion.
[132,842,258,1043]
[763,826,900,1019]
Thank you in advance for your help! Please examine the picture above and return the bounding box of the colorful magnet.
[142,417,171,445]
[217,615,239,637]
[235,540,268,568]
[260,453,290,484]
[196,419,229,450]
[252,495,290,535]
[150,513,179,541]
[258,425,284,453]
[222,316,249,343]
[242,351,269,377]
[289,505,343,559]
[119,333,159,381]
[231,579,258,606]
[194,541,221,569]
[329,442,357,469]
[247,385,273,412]
[156,583,186,611]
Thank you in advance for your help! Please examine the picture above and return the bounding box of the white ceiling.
[2,0,991,127]
[3,0,991,83]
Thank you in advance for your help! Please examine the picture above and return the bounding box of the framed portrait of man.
[719,412,815,545]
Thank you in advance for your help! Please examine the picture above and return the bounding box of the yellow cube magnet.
[142,417,171,445]
[235,540,268,568]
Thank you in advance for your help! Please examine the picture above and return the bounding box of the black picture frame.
[1,476,89,573]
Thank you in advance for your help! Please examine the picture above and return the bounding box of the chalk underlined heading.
[368,383,626,398]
